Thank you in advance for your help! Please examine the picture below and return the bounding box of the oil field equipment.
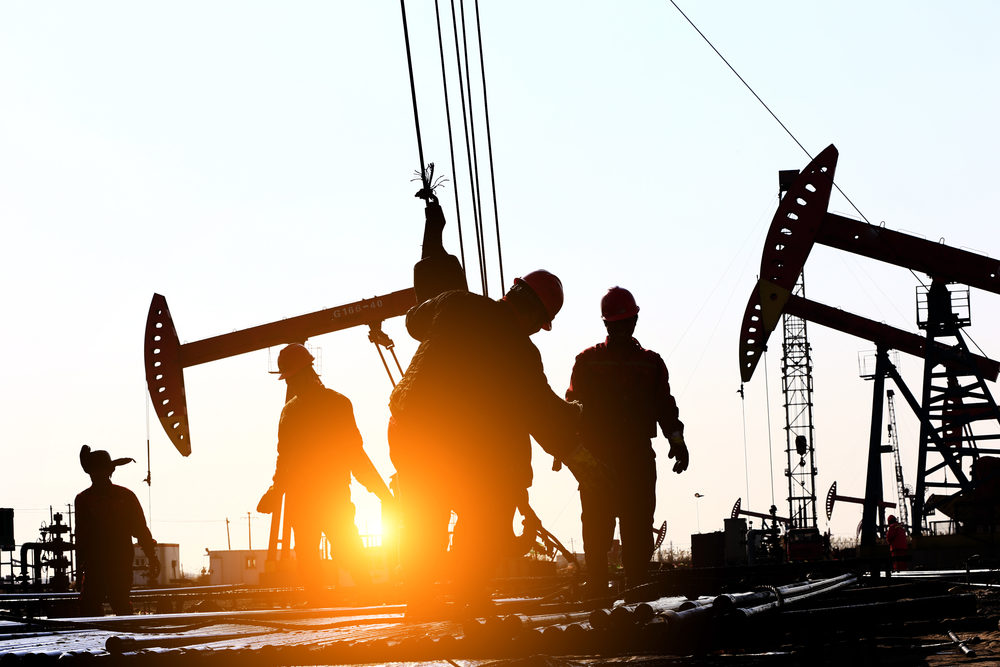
[144,289,415,457]
[739,144,1000,547]
[14,511,74,590]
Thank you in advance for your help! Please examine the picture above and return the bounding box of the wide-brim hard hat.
[79,445,134,475]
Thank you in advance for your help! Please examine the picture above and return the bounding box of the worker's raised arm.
[413,201,468,305]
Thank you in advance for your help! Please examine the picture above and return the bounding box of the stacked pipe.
[3,574,989,663]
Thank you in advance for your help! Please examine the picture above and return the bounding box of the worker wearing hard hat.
[258,344,393,596]
[885,515,909,571]
[388,266,605,615]
[565,286,688,599]
[75,445,160,615]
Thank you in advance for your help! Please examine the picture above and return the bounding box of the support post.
[861,347,888,549]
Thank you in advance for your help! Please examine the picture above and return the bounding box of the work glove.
[562,444,611,492]
[256,485,282,514]
[667,432,689,474]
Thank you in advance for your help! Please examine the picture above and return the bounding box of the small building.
[206,549,270,586]
[132,542,181,587]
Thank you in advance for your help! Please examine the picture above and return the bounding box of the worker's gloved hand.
[256,485,281,514]
[563,445,611,491]
[148,556,161,582]
[667,432,689,473]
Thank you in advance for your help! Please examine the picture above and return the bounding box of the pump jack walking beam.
[145,288,416,456]
[737,144,1000,546]
[739,145,1000,385]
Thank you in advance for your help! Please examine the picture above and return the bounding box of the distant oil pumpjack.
[144,289,415,457]
[144,289,415,576]
[739,144,1000,546]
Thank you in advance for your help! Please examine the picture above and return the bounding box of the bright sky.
[2,2,999,577]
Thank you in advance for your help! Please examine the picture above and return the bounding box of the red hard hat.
[601,286,639,322]
[515,270,564,331]
[276,343,314,380]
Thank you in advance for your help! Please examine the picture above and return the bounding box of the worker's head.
[79,445,134,483]
[601,286,639,338]
[275,344,316,382]
[887,514,898,525]
[504,270,564,334]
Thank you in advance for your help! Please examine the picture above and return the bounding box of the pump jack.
[144,289,415,456]
[738,144,1000,548]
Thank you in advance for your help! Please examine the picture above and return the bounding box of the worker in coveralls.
[566,287,688,596]
[259,344,393,594]
[389,199,605,614]
[885,514,909,571]
[75,445,160,615]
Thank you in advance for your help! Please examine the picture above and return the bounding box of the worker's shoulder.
[574,341,608,361]
[633,339,666,364]
[436,288,497,314]
[79,484,141,507]
[110,483,141,500]
[316,386,355,409]
[74,487,92,505]
[418,288,486,310]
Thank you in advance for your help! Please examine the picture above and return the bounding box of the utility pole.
[247,511,252,551]
[225,518,231,550]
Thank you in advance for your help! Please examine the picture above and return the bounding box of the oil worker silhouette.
[75,445,159,616]
[259,344,393,595]
[885,515,909,571]
[566,287,688,598]
[388,197,606,615]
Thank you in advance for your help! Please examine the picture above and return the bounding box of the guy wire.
[666,0,870,225]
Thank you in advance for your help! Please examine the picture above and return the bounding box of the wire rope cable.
[458,0,489,296]
[144,389,152,524]
[397,0,504,298]
[473,0,505,291]
[433,0,468,274]
[398,0,431,193]
[666,0,870,226]
[763,350,777,506]
[449,0,488,294]
[739,384,751,509]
